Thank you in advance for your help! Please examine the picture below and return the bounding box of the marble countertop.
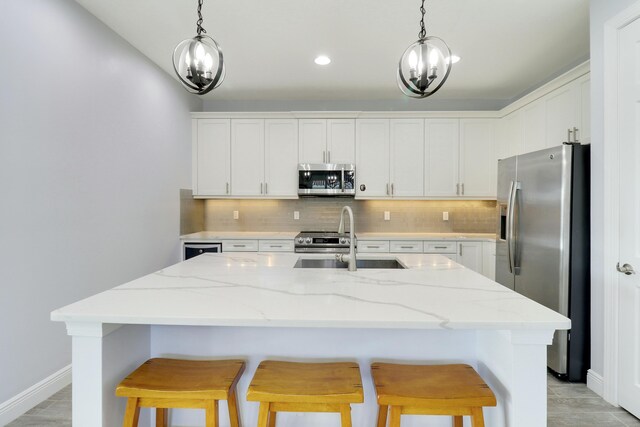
[51,253,568,331]
[180,231,497,241]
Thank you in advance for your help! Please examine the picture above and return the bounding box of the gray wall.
[589,0,638,384]
[0,0,201,404]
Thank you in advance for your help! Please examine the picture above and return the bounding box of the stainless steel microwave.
[298,164,355,196]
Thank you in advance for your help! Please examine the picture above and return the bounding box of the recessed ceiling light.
[450,55,461,64]
[314,55,331,65]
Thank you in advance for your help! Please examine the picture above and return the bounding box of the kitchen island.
[51,252,569,427]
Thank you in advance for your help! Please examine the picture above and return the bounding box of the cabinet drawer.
[358,240,390,253]
[259,240,294,252]
[222,240,259,252]
[390,240,423,253]
[424,241,457,254]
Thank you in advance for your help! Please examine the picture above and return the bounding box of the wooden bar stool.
[115,358,245,427]
[371,363,496,427]
[246,360,363,427]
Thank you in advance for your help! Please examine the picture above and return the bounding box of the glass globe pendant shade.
[172,35,224,95]
[397,36,452,98]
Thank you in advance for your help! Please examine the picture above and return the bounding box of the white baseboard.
[587,369,605,397]
[0,364,71,426]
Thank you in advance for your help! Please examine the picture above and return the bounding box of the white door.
[299,119,326,163]
[459,119,497,197]
[194,119,231,196]
[390,119,424,197]
[617,17,640,418]
[356,119,390,197]
[424,119,459,197]
[327,119,355,164]
[231,119,265,196]
[265,119,298,197]
[522,100,547,154]
[458,241,483,274]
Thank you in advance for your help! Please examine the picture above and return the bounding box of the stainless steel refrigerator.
[496,144,590,381]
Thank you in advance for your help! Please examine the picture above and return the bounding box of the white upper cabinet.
[424,119,459,197]
[231,119,265,196]
[193,119,231,197]
[578,75,591,144]
[265,119,298,197]
[522,100,547,154]
[299,119,355,164]
[390,119,424,197]
[327,119,356,164]
[459,119,497,198]
[545,80,581,147]
[356,119,390,197]
[496,111,522,160]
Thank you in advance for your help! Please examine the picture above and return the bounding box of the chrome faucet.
[336,206,356,271]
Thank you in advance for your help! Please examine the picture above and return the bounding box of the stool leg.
[205,400,219,427]
[389,406,402,427]
[470,407,485,427]
[228,390,242,427]
[376,405,388,427]
[122,397,140,427]
[156,408,168,427]
[267,409,277,427]
[452,415,463,427]
[257,402,270,427]
[339,404,352,427]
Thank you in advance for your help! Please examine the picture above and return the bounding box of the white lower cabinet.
[358,241,390,253]
[222,240,259,252]
[482,241,496,280]
[390,241,423,253]
[258,240,295,252]
[457,241,483,274]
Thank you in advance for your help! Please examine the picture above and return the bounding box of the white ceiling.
[74,0,589,107]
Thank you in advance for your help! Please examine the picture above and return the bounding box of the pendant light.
[172,0,225,95]
[397,0,452,98]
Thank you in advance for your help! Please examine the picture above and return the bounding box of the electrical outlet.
[233,210,239,220]
[384,211,391,221]
[443,211,449,221]
[294,211,300,220]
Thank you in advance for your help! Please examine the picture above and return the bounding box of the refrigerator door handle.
[512,182,522,275]
[506,181,515,273]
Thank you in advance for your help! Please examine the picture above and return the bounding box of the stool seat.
[371,363,496,427]
[116,358,245,427]
[247,360,363,427]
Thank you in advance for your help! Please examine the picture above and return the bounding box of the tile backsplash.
[203,199,497,233]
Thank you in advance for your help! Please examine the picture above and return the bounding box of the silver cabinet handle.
[567,128,573,143]
[434,246,447,249]
[391,183,394,195]
[400,246,415,249]
[456,183,460,195]
[573,127,579,143]
[226,182,229,194]
[367,245,380,248]
[270,245,283,248]
[265,182,268,194]
[462,183,464,195]
[328,151,331,163]
[233,244,246,248]
[260,183,263,194]
[617,262,636,275]
[386,183,390,195]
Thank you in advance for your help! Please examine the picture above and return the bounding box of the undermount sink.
[294,258,406,269]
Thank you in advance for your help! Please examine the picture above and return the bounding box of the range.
[294,231,356,254]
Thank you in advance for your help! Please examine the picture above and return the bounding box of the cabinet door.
[545,80,580,147]
[231,119,265,196]
[482,241,496,280]
[194,119,231,196]
[578,76,591,144]
[298,119,326,163]
[356,119,390,197]
[458,241,483,274]
[522,100,547,154]
[424,119,459,197]
[459,119,496,198]
[327,119,355,164]
[265,119,298,197]
[498,111,523,159]
[389,119,424,197]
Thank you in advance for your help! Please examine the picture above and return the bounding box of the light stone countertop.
[180,231,497,242]
[51,252,568,331]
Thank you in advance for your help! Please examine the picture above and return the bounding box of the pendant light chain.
[418,0,426,40]
[196,0,207,35]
